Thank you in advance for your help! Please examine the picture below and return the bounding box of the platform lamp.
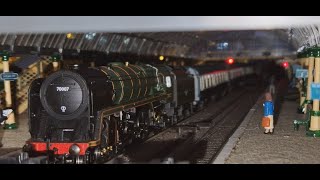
[1,51,16,129]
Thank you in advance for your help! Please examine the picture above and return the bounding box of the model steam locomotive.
[23,61,254,163]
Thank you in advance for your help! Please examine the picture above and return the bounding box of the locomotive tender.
[24,61,254,163]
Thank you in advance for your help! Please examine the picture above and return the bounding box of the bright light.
[217,42,229,50]
[282,61,289,68]
[66,33,75,39]
[159,56,164,61]
[85,32,96,40]
[227,58,234,64]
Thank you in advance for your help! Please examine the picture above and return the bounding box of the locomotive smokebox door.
[40,70,89,120]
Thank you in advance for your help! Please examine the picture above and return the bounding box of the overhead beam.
[0,16,319,33]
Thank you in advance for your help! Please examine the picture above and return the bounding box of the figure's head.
[265,92,272,101]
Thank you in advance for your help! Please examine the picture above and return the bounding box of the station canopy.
[0,16,318,60]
